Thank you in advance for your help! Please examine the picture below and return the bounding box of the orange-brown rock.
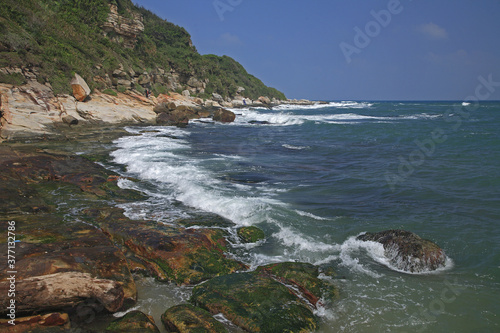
[0,313,70,333]
[70,73,91,102]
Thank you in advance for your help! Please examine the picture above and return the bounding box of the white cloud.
[417,22,449,40]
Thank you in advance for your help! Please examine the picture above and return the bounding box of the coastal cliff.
[0,0,321,141]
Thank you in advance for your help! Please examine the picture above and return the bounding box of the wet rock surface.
[161,304,227,333]
[357,229,447,273]
[106,310,160,332]
[237,226,265,243]
[191,262,336,333]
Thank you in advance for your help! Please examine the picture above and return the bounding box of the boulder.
[70,73,91,102]
[191,262,336,333]
[187,77,204,89]
[106,310,160,332]
[153,102,169,114]
[168,102,177,110]
[162,304,227,333]
[138,74,151,85]
[237,226,265,243]
[156,111,190,127]
[197,110,211,118]
[62,115,78,125]
[212,108,235,123]
[258,96,271,105]
[212,93,224,102]
[182,89,191,97]
[356,229,447,273]
[0,272,125,314]
[236,86,245,94]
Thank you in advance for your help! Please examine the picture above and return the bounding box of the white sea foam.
[223,109,441,127]
[283,144,310,150]
[294,209,329,220]
[273,225,339,253]
[112,127,288,228]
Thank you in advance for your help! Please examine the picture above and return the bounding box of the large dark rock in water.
[212,108,235,123]
[156,110,190,127]
[357,230,447,273]
[190,262,337,333]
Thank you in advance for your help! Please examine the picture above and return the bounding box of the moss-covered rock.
[237,226,265,243]
[106,310,160,332]
[161,304,227,333]
[190,262,336,333]
[87,207,247,285]
[356,229,447,273]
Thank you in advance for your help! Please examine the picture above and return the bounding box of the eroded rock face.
[191,262,337,333]
[102,4,145,49]
[357,229,447,273]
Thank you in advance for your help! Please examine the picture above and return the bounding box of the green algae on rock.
[191,262,336,333]
[161,304,227,333]
[237,226,265,243]
[106,310,160,333]
[86,207,247,285]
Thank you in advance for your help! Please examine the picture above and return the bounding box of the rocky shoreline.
[0,137,338,332]
[0,77,321,142]
[0,84,449,332]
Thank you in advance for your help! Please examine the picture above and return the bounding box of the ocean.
[106,101,500,332]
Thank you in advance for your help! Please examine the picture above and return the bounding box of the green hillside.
[0,0,286,100]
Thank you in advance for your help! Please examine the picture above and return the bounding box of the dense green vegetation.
[0,0,286,100]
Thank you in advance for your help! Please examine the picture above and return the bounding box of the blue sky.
[133,0,500,101]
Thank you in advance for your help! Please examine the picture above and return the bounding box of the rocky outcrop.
[70,73,91,102]
[0,83,156,140]
[162,304,227,333]
[88,207,247,285]
[357,230,447,273]
[191,262,336,333]
[107,311,160,332]
[212,108,235,123]
[102,4,145,49]
[156,109,190,127]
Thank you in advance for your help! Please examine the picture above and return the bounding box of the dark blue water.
[111,101,500,332]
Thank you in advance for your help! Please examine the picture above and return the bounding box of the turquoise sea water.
[109,101,500,332]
